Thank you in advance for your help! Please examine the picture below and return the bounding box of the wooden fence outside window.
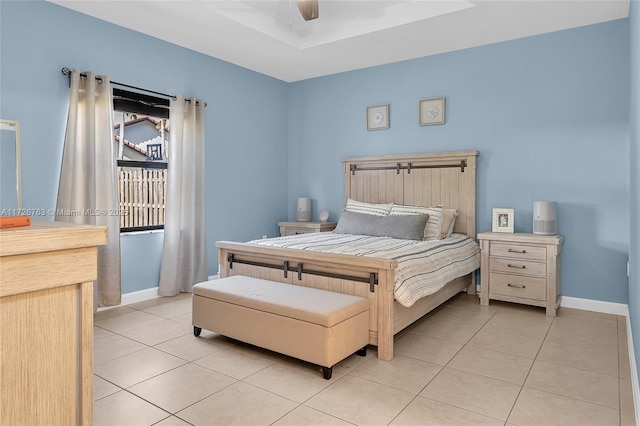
[118,167,167,229]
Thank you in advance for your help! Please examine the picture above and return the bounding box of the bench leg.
[357,346,367,357]
[193,326,202,337]
[322,366,333,380]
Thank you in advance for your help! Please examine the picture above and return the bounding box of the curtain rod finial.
[61,67,72,76]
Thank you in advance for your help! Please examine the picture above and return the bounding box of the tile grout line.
[387,302,502,425]
[501,312,555,424]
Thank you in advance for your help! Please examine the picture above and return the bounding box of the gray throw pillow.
[334,210,430,240]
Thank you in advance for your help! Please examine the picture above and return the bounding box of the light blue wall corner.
[627,0,640,397]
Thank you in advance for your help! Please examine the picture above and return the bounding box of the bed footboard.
[217,241,398,360]
[217,241,473,361]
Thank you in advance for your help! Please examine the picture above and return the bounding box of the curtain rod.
[60,67,207,107]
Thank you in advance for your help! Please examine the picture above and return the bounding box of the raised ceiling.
[50,0,630,82]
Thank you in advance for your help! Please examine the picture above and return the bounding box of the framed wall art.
[492,208,514,233]
[366,104,389,130]
[419,97,445,126]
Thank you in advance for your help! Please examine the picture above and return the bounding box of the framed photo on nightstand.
[492,208,514,233]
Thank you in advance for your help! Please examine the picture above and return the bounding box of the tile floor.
[93,293,636,426]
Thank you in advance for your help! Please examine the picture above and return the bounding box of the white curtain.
[158,96,208,295]
[56,70,121,307]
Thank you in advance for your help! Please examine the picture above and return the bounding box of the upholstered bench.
[192,276,370,379]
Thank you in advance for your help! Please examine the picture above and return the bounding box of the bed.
[217,150,479,361]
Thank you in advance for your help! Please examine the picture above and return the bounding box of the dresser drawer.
[489,273,546,301]
[490,243,546,261]
[489,257,546,277]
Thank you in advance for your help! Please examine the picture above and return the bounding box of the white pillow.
[389,204,443,241]
[345,198,392,216]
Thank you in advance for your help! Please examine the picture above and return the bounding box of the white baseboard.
[96,286,160,311]
[626,315,640,424]
[105,275,219,309]
[120,286,160,305]
[560,296,629,316]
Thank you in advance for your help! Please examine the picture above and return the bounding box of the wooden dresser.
[278,221,337,236]
[478,232,564,316]
[0,220,107,425]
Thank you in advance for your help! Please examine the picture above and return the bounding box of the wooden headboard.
[343,151,478,240]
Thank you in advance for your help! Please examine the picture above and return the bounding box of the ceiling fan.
[297,0,319,21]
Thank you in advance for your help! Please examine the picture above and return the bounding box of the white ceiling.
[50,0,630,82]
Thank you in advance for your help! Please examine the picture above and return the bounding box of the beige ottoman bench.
[192,275,370,379]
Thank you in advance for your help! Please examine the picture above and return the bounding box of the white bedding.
[248,232,480,307]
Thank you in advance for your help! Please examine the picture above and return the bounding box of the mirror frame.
[0,119,22,210]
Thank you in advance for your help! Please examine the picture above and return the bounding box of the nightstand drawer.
[489,273,546,301]
[282,228,314,236]
[278,221,337,237]
[489,258,546,277]
[490,243,546,261]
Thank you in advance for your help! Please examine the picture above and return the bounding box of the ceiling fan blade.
[297,0,319,21]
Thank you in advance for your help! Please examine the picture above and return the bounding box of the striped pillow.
[345,198,392,216]
[389,204,443,241]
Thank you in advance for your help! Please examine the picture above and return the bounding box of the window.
[113,88,170,232]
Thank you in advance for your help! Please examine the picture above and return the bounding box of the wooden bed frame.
[217,150,479,361]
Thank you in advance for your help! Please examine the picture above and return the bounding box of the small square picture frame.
[419,97,446,126]
[492,208,514,233]
[366,104,389,131]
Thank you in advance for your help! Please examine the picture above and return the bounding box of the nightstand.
[478,232,564,316]
[278,221,337,236]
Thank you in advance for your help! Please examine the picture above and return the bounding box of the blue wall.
[0,1,289,293]
[0,1,632,306]
[628,0,640,392]
[288,20,630,304]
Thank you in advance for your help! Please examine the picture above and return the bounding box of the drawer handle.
[507,283,526,289]
[507,264,526,269]
[508,249,527,254]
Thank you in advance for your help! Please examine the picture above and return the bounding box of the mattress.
[248,232,480,307]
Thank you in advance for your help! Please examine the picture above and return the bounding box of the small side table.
[278,221,337,236]
[478,232,564,316]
